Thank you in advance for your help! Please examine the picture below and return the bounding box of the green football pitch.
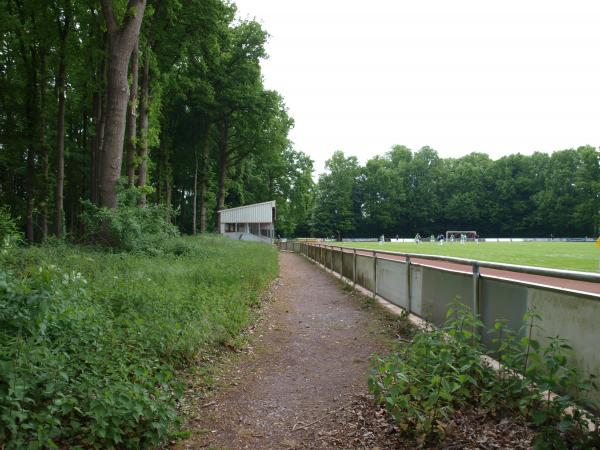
[335,241,599,272]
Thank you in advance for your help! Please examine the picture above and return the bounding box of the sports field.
[335,241,599,272]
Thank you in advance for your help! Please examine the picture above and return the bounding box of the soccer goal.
[446,230,478,241]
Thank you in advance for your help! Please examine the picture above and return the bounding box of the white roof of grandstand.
[218,201,276,224]
[217,200,275,213]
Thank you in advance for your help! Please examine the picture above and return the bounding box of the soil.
[172,251,534,449]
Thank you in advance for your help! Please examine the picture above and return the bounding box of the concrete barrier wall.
[355,254,375,292]
[290,242,600,407]
[342,251,354,280]
[333,249,343,275]
[528,288,600,405]
[419,267,473,326]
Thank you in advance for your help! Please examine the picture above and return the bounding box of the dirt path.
[176,251,402,449]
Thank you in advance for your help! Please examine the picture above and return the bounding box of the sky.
[233,0,600,174]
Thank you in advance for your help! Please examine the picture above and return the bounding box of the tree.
[313,151,361,238]
[98,0,146,209]
[53,0,72,237]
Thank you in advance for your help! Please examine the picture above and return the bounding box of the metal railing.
[278,240,600,407]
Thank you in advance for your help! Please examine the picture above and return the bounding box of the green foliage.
[313,151,362,239]
[0,236,278,448]
[0,206,22,250]
[369,302,491,444]
[80,182,178,252]
[312,145,599,238]
[369,300,600,448]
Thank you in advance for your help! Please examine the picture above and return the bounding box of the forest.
[311,146,600,239]
[0,0,598,245]
[0,0,313,244]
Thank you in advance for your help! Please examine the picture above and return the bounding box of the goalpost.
[446,230,478,241]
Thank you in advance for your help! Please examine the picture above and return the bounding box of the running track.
[315,247,600,296]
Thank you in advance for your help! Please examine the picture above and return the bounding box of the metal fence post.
[472,262,480,316]
[372,251,377,299]
[353,248,357,289]
[329,245,333,271]
[406,255,412,313]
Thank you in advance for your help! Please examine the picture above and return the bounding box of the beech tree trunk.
[98,0,146,209]
[90,91,101,204]
[25,148,35,242]
[136,44,150,205]
[125,39,139,186]
[215,118,229,232]
[199,126,211,233]
[192,152,198,235]
[55,15,68,238]
[39,51,48,240]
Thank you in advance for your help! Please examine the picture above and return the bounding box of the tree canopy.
[0,0,314,241]
[310,146,599,239]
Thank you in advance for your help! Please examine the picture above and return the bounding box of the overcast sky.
[233,0,600,174]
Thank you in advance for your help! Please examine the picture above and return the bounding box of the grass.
[336,241,599,272]
[0,235,278,448]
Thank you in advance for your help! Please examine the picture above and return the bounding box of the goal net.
[445,230,478,241]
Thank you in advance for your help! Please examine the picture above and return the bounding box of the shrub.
[0,235,278,448]
[369,300,600,448]
[0,206,22,251]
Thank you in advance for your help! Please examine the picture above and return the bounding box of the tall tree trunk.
[215,118,229,232]
[192,151,198,235]
[166,175,172,210]
[136,44,150,205]
[98,0,146,209]
[13,0,39,242]
[90,91,101,203]
[55,19,68,238]
[24,66,38,243]
[96,89,107,202]
[91,35,108,205]
[25,147,35,242]
[199,124,211,233]
[39,51,48,240]
[125,39,139,186]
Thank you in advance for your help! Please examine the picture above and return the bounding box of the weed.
[369,299,600,448]
[0,235,277,448]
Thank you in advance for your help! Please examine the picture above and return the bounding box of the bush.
[0,206,22,251]
[0,235,278,448]
[80,180,178,252]
[369,301,600,448]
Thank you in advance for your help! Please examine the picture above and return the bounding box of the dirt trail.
[176,251,400,449]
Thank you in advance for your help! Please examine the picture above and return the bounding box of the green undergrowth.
[0,235,277,448]
[369,302,600,449]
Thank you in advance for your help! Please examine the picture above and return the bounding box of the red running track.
[317,247,600,296]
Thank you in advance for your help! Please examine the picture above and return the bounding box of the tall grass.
[0,235,277,448]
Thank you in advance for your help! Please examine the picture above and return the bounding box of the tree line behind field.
[1,1,597,244]
[0,0,313,244]
[310,145,600,239]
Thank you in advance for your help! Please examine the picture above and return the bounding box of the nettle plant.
[369,300,600,448]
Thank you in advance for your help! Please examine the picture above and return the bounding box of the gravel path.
[175,251,399,449]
